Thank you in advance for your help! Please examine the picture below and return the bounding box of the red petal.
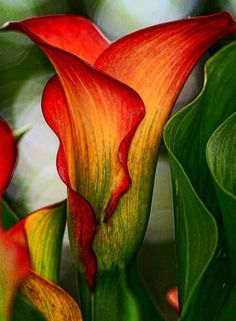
[41,69,144,289]
[67,189,97,290]
[4,22,145,289]
[0,117,17,195]
[21,271,82,321]
[2,227,30,278]
[95,12,236,175]
[0,228,30,320]
[166,287,179,313]
[4,15,109,64]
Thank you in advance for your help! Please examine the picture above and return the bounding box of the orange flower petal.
[90,13,236,269]
[96,13,236,168]
[21,272,82,321]
[7,215,81,320]
[5,13,236,286]
[42,61,144,288]
[166,287,179,313]
[4,15,109,64]
[8,202,66,284]
[0,117,17,195]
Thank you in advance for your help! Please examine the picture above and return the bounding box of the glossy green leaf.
[164,42,236,319]
[206,112,236,320]
[13,294,46,321]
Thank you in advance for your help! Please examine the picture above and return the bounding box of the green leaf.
[77,263,165,321]
[164,41,236,319]
[2,199,18,229]
[207,112,236,203]
[205,112,236,320]
[13,294,46,321]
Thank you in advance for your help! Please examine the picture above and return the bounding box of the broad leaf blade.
[206,112,236,320]
[164,42,236,319]
[13,294,46,321]
[2,199,18,229]
[163,136,218,310]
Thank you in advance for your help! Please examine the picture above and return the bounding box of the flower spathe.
[3,12,236,291]
[0,116,17,196]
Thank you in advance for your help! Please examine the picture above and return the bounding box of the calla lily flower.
[3,12,236,320]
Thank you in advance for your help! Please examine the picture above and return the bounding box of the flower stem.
[77,258,165,321]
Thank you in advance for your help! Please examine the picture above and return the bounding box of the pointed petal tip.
[166,287,179,313]
[2,15,110,64]
[0,21,21,32]
[1,21,10,30]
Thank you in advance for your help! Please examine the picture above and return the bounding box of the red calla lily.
[3,12,236,293]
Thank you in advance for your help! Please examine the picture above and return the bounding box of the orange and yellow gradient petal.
[4,12,236,290]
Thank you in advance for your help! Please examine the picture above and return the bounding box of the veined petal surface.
[3,22,145,288]
[42,60,144,288]
[4,13,236,288]
[21,272,82,321]
[96,13,236,176]
[8,202,66,284]
[41,65,144,223]
[6,204,81,321]
[92,12,236,271]
[4,15,110,64]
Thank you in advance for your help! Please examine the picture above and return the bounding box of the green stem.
[77,258,165,321]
